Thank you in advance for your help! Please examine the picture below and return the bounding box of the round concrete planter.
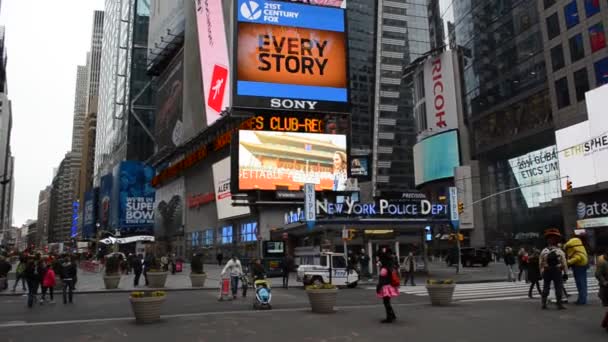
[129,295,166,324]
[190,273,207,287]
[426,284,455,306]
[306,288,338,313]
[103,274,121,289]
[147,272,168,288]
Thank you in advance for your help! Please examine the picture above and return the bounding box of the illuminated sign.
[316,199,447,217]
[187,193,215,208]
[238,130,347,191]
[233,0,348,113]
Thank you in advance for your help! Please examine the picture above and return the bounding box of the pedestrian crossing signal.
[458,202,464,214]
[566,179,573,192]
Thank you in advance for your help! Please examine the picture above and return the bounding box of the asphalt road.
[0,288,606,342]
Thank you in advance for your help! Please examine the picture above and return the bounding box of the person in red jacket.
[41,259,56,304]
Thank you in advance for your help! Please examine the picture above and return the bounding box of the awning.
[99,235,155,245]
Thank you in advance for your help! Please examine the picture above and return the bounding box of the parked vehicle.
[297,252,359,288]
[446,248,492,267]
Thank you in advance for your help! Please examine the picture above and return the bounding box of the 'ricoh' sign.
[423,51,458,133]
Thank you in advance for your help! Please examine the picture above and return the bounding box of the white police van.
[297,252,359,288]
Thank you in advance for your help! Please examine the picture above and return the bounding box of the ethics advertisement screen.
[233,0,348,112]
[238,130,347,191]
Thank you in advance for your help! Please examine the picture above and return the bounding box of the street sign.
[449,186,460,230]
[304,183,316,230]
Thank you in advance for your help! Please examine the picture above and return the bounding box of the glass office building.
[95,0,154,184]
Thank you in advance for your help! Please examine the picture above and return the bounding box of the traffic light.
[566,179,573,192]
[458,202,464,214]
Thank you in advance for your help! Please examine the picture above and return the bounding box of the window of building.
[594,57,608,85]
[191,231,200,247]
[203,229,214,246]
[546,13,560,40]
[551,45,565,71]
[555,77,571,108]
[564,1,580,29]
[240,222,257,242]
[589,22,606,53]
[544,0,556,10]
[574,68,590,102]
[569,34,585,62]
[584,0,600,17]
[221,225,233,244]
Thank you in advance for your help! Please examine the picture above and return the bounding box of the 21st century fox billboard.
[233,0,349,113]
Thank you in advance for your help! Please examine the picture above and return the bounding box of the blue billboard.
[233,0,349,113]
[83,189,98,240]
[99,174,113,230]
[71,201,79,238]
[413,130,461,186]
[116,161,155,234]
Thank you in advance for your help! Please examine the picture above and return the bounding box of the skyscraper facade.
[371,0,431,196]
[36,186,52,247]
[94,0,153,184]
[428,0,562,247]
[79,11,104,207]
[0,25,13,245]
[72,65,89,156]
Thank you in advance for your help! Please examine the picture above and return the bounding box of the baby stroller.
[253,277,272,310]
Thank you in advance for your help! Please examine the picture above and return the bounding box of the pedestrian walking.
[23,258,41,308]
[281,254,293,289]
[565,235,589,305]
[0,255,11,290]
[217,252,223,266]
[12,256,27,292]
[540,228,568,310]
[41,260,56,304]
[359,249,370,280]
[504,247,516,282]
[595,249,608,332]
[132,254,144,287]
[143,254,153,286]
[402,252,416,286]
[376,248,398,323]
[170,254,176,275]
[160,255,169,272]
[126,253,134,275]
[60,256,77,304]
[221,255,243,299]
[518,248,529,282]
[528,249,542,298]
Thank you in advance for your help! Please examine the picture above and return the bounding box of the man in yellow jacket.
[565,236,589,305]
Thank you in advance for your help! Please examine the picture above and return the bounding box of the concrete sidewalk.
[0,263,301,295]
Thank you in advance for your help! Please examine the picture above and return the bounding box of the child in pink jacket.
[41,262,56,304]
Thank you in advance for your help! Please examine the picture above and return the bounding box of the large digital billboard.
[508,145,562,208]
[115,161,156,234]
[422,51,458,133]
[233,0,348,113]
[555,84,608,189]
[148,0,185,66]
[99,174,113,230]
[413,130,460,186]
[213,157,250,219]
[238,130,347,191]
[154,177,184,239]
[154,52,183,151]
[196,0,231,127]
[83,189,98,240]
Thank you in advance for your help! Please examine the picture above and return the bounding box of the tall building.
[0,25,13,245]
[347,0,376,154]
[426,0,560,247]
[79,10,104,207]
[371,0,431,196]
[537,0,608,250]
[72,65,88,156]
[94,0,153,184]
[48,152,80,243]
[36,186,52,247]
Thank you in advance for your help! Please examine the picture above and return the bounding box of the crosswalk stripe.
[365,277,599,302]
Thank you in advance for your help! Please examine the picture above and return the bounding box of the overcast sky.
[1,0,104,227]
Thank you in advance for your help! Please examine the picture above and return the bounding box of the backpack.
[390,269,400,287]
[547,250,560,268]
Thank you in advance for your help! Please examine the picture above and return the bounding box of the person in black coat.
[527,249,542,298]
[23,258,42,308]
[59,256,77,304]
[132,254,144,287]
[504,247,516,282]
